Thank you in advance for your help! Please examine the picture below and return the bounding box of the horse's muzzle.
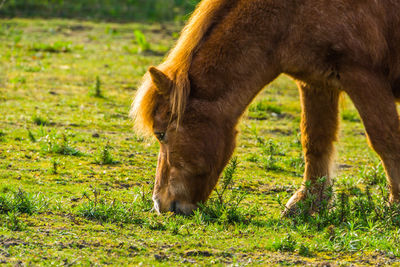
[153,196,196,215]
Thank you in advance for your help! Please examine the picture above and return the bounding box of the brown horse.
[131,0,400,215]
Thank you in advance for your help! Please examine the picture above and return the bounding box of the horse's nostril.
[170,201,177,213]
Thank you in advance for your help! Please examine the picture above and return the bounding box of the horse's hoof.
[281,189,306,217]
[281,186,333,218]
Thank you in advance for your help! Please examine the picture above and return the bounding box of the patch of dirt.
[261,184,295,195]
[0,239,27,257]
[184,250,213,257]
[0,237,27,248]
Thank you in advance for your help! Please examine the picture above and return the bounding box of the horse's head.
[144,67,236,215]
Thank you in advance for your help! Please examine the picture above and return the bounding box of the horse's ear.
[148,67,172,96]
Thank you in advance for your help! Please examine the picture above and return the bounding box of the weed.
[4,211,26,231]
[134,30,150,53]
[78,198,141,224]
[197,158,253,225]
[287,177,400,232]
[49,158,60,174]
[249,100,282,119]
[263,155,281,171]
[27,129,36,142]
[246,154,259,163]
[249,100,282,114]
[9,76,26,84]
[40,132,83,156]
[105,26,119,36]
[77,187,152,224]
[90,76,103,98]
[95,142,117,165]
[261,139,284,156]
[29,41,72,53]
[258,139,284,171]
[0,189,48,215]
[342,110,360,122]
[298,244,313,257]
[215,157,237,205]
[32,115,49,126]
[360,163,386,186]
[273,233,297,252]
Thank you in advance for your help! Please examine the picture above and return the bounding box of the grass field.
[0,0,199,22]
[0,18,400,265]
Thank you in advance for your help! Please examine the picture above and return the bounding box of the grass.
[29,41,73,53]
[0,18,399,265]
[39,131,84,156]
[95,142,118,165]
[90,75,103,97]
[32,115,50,126]
[0,0,200,22]
[134,30,151,53]
[0,189,48,215]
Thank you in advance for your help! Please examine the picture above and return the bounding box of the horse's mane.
[131,0,234,136]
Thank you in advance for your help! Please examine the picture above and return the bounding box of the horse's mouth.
[153,197,197,215]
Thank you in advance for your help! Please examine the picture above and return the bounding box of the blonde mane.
[131,0,234,136]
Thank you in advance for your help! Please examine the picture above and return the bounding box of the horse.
[131,0,400,215]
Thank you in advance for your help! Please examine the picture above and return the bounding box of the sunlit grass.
[0,18,398,265]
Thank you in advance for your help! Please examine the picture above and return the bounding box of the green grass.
[0,0,200,22]
[0,18,399,265]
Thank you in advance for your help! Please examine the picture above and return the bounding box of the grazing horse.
[131,0,400,215]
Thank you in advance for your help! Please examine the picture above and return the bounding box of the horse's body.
[132,0,400,215]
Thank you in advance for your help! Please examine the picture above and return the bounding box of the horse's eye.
[155,132,166,142]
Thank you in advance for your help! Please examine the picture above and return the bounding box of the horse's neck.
[188,1,286,125]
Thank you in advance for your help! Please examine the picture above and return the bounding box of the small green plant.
[197,158,253,225]
[273,234,297,252]
[286,175,400,232]
[0,189,48,215]
[40,132,83,156]
[9,76,26,84]
[105,26,119,36]
[249,100,282,114]
[27,129,36,142]
[259,139,284,171]
[134,30,150,53]
[90,76,103,97]
[298,244,313,257]
[30,41,72,53]
[5,211,26,231]
[32,115,49,126]
[78,199,142,224]
[342,110,360,122]
[263,155,280,171]
[215,157,238,205]
[77,187,151,224]
[248,100,283,119]
[49,158,60,174]
[360,163,386,186]
[95,142,117,165]
[246,154,259,163]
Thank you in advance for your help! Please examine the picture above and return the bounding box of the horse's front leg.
[283,82,340,216]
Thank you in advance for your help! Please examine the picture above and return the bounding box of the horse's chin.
[173,202,197,215]
[153,197,197,215]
